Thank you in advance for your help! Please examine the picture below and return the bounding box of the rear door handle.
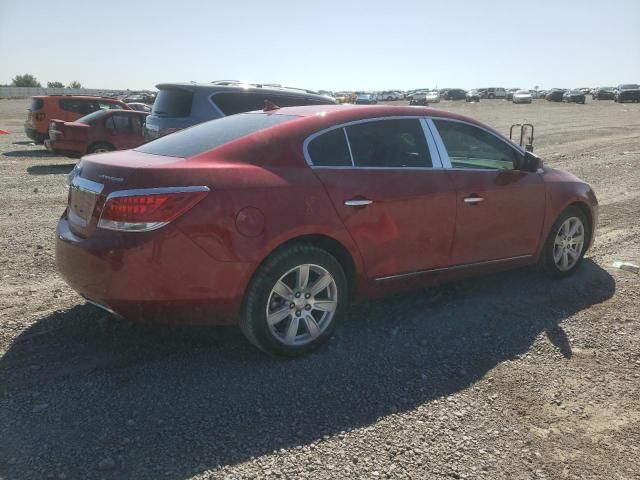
[463,196,484,204]
[345,199,373,207]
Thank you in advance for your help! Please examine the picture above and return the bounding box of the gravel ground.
[0,98,639,480]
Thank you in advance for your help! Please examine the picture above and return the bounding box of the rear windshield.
[152,88,194,117]
[135,113,298,157]
[30,98,44,111]
[620,84,639,89]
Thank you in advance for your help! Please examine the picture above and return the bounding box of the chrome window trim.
[375,254,534,282]
[427,116,527,172]
[420,117,443,168]
[303,116,441,170]
[342,128,355,167]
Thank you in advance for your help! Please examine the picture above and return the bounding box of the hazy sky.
[1,0,639,91]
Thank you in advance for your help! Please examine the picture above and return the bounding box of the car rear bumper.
[55,213,254,325]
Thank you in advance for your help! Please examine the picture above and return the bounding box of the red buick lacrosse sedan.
[56,105,598,355]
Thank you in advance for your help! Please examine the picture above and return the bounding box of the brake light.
[97,187,209,232]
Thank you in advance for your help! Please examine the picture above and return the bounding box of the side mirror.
[519,151,542,172]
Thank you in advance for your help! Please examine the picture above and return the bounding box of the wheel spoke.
[567,248,578,261]
[569,219,581,236]
[309,272,333,296]
[561,251,569,269]
[267,306,290,326]
[312,300,337,312]
[304,314,321,338]
[554,247,563,263]
[273,280,293,300]
[572,235,584,244]
[284,316,300,344]
[297,265,310,290]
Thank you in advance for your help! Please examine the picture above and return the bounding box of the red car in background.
[46,109,148,156]
[56,105,598,356]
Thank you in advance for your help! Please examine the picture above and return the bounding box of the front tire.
[539,206,589,278]
[240,244,348,356]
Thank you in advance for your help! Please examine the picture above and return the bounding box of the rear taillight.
[97,187,209,232]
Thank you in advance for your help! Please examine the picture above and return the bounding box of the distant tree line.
[6,74,83,89]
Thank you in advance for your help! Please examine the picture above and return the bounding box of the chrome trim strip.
[463,197,484,204]
[302,116,441,170]
[71,175,104,195]
[105,185,210,200]
[82,296,123,318]
[375,254,534,282]
[344,199,372,206]
[425,118,451,168]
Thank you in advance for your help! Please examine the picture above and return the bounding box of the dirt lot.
[1,97,639,480]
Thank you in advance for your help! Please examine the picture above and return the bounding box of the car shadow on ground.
[0,260,614,479]
[26,163,76,175]
[2,149,56,158]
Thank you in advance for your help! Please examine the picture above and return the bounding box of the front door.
[429,118,545,265]
[307,118,457,279]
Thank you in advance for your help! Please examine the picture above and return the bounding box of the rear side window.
[152,89,193,117]
[30,98,44,111]
[212,92,334,116]
[345,119,431,168]
[136,113,297,158]
[307,128,352,167]
[60,99,97,115]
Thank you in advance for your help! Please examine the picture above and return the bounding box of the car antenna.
[263,100,280,112]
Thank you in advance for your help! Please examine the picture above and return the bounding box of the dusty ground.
[0,97,639,480]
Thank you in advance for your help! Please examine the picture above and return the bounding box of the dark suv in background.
[144,81,336,141]
[614,84,640,103]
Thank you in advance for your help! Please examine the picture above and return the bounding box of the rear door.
[428,118,545,265]
[308,117,457,279]
[104,112,142,149]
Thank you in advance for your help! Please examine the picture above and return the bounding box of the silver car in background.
[512,90,533,104]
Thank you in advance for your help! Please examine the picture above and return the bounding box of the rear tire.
[539,206,589,278]
[89,143,114,154]
[240,244,348,356]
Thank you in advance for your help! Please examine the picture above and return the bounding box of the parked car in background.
[592,87,616,100]
[409,92,429,106]
[465,89,481,102]
[563,90,586,104]
[379,91,402,101]
[512,90,533,104]
[441,89,466,100]
[334,92,354,104]
[614,84,640,103]
[127,102,152,112]
[24,95,130,142]
[545,89,567,102]
[483,87,507,99]
[45,110,148,157]
[57,104,598,356]
[426,91,440,103]
[144,81,336,141]
[505,88,521,101]
[44,110,148,157]
[355,93,378,104]
[124,93,156,105]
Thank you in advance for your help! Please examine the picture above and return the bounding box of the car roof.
[34,95,123,101]
[155,82,327,98]
[264,104,488,129]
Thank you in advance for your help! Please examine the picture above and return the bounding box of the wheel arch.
[87,141,115,153]
[251,233,359,298]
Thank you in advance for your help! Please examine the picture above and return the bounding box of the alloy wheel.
[553,217,585,271]
[265,264,338,346]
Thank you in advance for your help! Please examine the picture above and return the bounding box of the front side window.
[433,119,520,170]
[60,99,95,114]
[345,119,431,168]
[307,128,351,167]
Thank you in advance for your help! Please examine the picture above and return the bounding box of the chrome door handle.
[344,199,373,207]
[463,196,484,204]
